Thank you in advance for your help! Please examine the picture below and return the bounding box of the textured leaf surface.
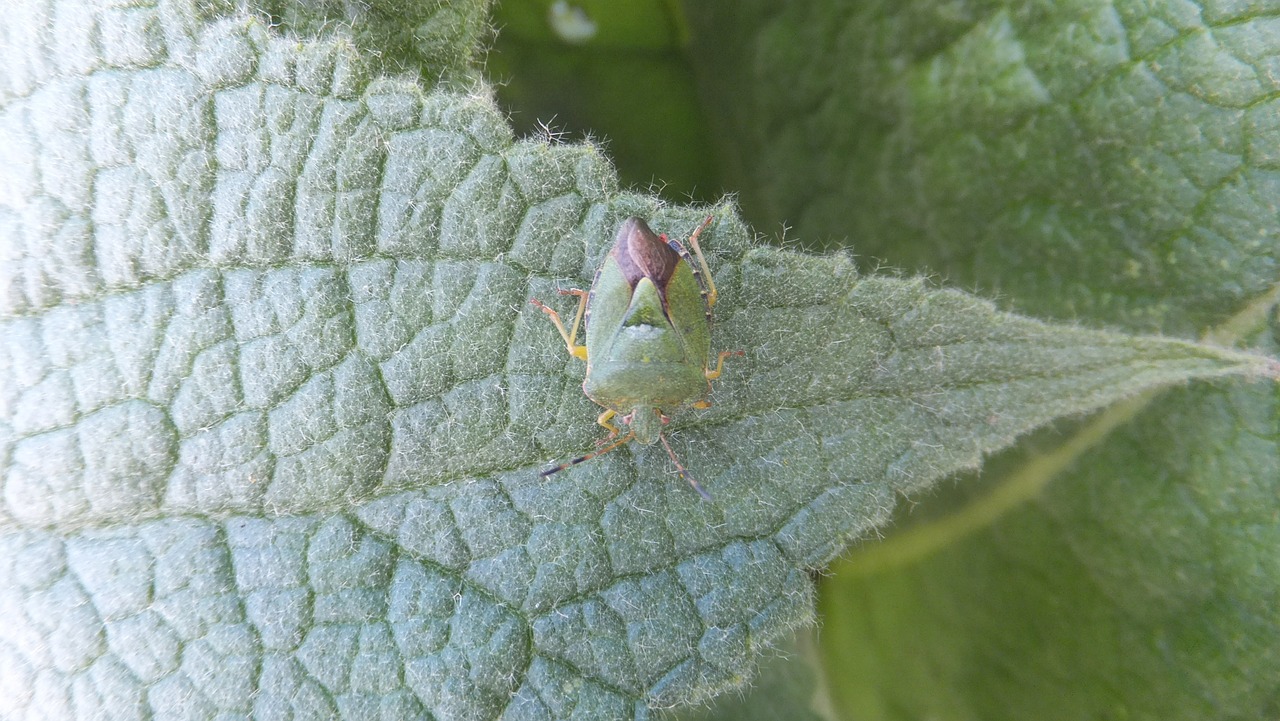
[822,377,1280,721]
[1,3,1276,721]
[666,630,832,721]
[688,0,1280,334]
[676,2,1280,719]
[257,0,493,86]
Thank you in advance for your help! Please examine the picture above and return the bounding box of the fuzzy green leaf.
[677,2,1280,719]
[1,4,1275,721]
[665,629,833,721]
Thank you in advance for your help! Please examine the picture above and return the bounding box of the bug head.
[623,406,665,445]
[622,408,712,501]
[539,407,712,500]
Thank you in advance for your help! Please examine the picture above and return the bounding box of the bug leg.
[529,289,588,361]
[692,352,743,409]
[541,431,636,477]
[704,350,744,380]
[684,215,717,303]
[597,409,619,433]
[592,409,621,446]
[659,433,712,501]
[664,215,719,313]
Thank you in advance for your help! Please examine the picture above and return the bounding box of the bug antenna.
[659,433,712,501]
[540,432,636,477]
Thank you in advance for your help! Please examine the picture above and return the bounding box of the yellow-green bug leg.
[596,409,620,436]
[664,214,718,312]
[529,289,588,361]
[684,214,718,308]
[705,350,744,381]
[691,351,744,409]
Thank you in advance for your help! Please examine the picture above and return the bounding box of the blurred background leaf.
[489,0,724,201]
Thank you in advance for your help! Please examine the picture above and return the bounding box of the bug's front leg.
[595,409,620,442]
[529,289,589,361]
[665,215,719,309]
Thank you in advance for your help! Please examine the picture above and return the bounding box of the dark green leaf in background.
[675,2,1280,719]
[488,0,723,202]
[686,0,1280,334]
[823,374,1280,721]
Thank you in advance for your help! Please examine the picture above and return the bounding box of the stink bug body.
[531,215,740,500]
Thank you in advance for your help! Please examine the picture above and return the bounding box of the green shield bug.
[531,215,741,500]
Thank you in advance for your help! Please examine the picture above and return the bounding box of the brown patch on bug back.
[613,217,680,290]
